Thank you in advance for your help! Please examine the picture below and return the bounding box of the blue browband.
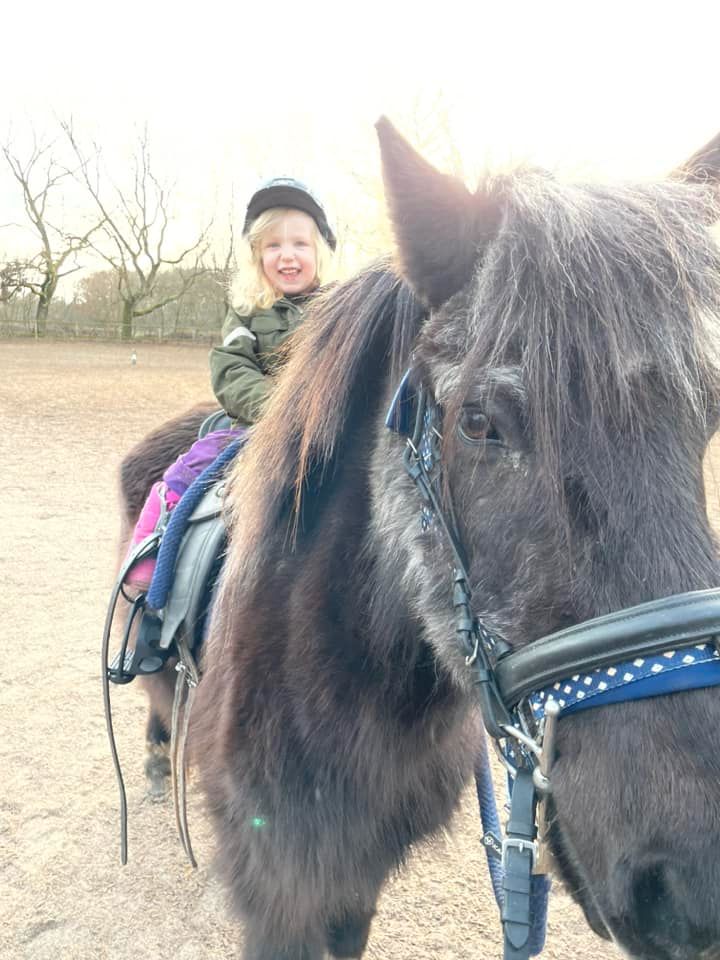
[529,643,720,718]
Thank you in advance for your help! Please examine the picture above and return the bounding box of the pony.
[119,119,720,959]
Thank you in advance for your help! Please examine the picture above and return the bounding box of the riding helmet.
[243,177,337,251]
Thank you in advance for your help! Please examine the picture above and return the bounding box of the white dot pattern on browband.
[529,642,720,719]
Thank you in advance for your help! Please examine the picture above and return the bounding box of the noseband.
[386,369,720,959]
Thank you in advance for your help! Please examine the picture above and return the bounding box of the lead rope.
[475,748,505,902]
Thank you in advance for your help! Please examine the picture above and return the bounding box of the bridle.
[386,368,720,960]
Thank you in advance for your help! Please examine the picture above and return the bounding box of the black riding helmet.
[242,177,337,251]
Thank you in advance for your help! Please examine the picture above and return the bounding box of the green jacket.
[209,298,305,426]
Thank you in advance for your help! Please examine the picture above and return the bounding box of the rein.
[387,368,720,960]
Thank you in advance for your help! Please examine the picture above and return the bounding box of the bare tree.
[2,137,105,336]
[64,124,211,340]
[211,203,236,315]
[0,259,28,303]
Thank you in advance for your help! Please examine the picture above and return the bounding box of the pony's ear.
[375,116,499,308]
[672,130,720,185]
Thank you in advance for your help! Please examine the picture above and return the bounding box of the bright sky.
[2,0,720,273]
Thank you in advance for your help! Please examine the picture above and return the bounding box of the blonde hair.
[230,207,333,314]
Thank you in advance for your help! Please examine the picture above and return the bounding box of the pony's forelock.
[432,173,720,489]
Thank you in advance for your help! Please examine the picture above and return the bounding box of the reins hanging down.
[102,440,243,867]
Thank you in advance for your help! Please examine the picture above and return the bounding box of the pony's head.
[377,117,720,958]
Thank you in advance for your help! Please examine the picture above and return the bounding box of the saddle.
[108,411,235,685]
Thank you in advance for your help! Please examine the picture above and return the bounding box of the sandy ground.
[8,338,712,960]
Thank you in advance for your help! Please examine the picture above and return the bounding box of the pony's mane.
[436,173,720,486]
[225,261,424,563]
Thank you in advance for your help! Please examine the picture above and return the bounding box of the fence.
[0,293,226,343]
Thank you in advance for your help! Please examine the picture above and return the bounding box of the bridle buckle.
[502,836,539,872]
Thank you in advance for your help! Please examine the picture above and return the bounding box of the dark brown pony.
[120,120,720,959]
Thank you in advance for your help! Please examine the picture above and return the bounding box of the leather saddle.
[108,412,233,684]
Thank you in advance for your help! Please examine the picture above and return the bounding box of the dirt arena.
[12,338,718,960]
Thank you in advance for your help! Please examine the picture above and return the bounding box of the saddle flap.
[159,507,227,652]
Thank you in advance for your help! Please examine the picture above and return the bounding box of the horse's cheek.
[454,457,537,573]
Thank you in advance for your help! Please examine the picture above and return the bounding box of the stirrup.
[108,595,170,684]
[106,530,167,686]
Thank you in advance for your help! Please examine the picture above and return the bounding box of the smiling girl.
[213,179,336,425]
[124,178,335,588]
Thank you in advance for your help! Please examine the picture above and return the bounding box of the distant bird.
[130,350,137,366]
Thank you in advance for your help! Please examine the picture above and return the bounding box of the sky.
[2,0,720,278]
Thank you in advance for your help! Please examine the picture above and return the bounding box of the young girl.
[125,178,336,588]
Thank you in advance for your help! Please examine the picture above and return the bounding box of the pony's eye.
[458,408,500,444]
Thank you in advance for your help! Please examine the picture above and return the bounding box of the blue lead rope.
[146,438,244,611]
[475,749,505,903]
[475,748,550,956]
